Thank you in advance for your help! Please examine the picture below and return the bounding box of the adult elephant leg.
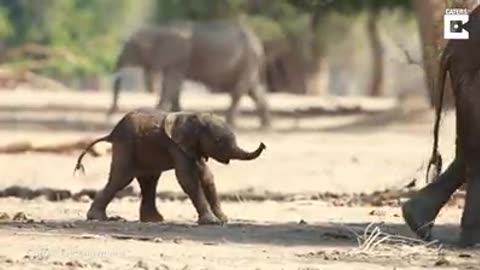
[157,68,184,112]
[87,143,135,221]
[402,158,465,240]
[196,160,227,223]
[172,150,220,225]
[226,91,242,127]
[137,174,163,222]
[171,87,181,112]
[107,74,122,115]
[402,104,466,240]
[226,78,250,127]
[143,68,155,93]
[459,94,480,246]
[460,160,480,246]
[248,84,271,128]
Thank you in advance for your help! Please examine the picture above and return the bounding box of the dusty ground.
[0,88,477,270]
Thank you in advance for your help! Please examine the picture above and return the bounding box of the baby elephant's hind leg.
[87,144,134,221]
[198,161,227,223]
[137,174,164,222]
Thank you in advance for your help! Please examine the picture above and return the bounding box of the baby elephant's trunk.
[231,143,266,161]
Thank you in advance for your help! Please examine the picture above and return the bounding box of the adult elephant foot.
[225,116,237,129]
[86,208,126,222]
[157,102,172,112]
[86,207,108,221]
[402,159,465,241]
[157,101,181,113]
[401,192,441,241]
[198,212,223,225]
[211,208,228,224]
[139,209,164,223]
[86,207,126,222]
[257,109,272,130]
[106,106,118,116]
[259,120,272,131]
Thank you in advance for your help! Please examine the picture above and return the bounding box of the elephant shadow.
[0,219,461,248]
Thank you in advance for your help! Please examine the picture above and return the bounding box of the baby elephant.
[74,108,266,225]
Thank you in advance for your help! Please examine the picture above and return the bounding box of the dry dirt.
[0,88,477,270]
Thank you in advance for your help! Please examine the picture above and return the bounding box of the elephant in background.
[402,5,480,246]
[108,19,271,128]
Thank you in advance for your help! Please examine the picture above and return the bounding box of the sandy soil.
[0,88,476,270]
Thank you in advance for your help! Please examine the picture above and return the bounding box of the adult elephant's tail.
[426,47,450,183]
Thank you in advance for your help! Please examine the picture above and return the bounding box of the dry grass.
[339,221,442,255]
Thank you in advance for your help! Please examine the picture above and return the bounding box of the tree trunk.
[367,9,384,97]
[306,57,329,96]
[306,7,330,96]
[414,0,449,108]
[414,0,479,108]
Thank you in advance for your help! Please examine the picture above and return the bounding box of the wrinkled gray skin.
[75,108,266,225]
[402,6,480,246]
[108,20,271,128]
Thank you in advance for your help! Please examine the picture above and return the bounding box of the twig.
[400,46,422,66]
[339,221,441,253]
[390,39,423,66]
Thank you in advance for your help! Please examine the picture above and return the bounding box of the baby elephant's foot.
[140,211,164,223]
[198,212,223,225]
[213,209,228,224]
[107,215,127,222]
[87,208,126,222]
[86,208,108,221]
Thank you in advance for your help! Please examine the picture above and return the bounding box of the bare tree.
[414,0,479,108]
[366,7,383,97]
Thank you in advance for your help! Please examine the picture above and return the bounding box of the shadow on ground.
[261,107,436,135]
[0,220,460,248]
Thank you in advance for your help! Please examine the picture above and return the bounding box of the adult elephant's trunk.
[230,143,266,161]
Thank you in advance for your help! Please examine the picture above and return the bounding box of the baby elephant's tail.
[74,135,111,175]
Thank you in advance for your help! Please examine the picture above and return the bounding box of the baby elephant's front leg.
[197,160,228,223]
[173,152,221,225]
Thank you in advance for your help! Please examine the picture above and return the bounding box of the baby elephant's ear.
[164,112,200,158]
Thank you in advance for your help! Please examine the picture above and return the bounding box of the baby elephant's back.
[112,108,167,134]
[110,108,170,146]
[110,108,174,171]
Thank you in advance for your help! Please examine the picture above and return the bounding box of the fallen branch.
[1,43,83,65]
[22,71,68,90]
[0,138,109,156]
[0,66,68,90]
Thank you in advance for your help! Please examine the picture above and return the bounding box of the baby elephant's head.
[164,112,266,164]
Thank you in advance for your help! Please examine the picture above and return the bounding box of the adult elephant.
[402,5,480,246]
[108,19,271,128]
